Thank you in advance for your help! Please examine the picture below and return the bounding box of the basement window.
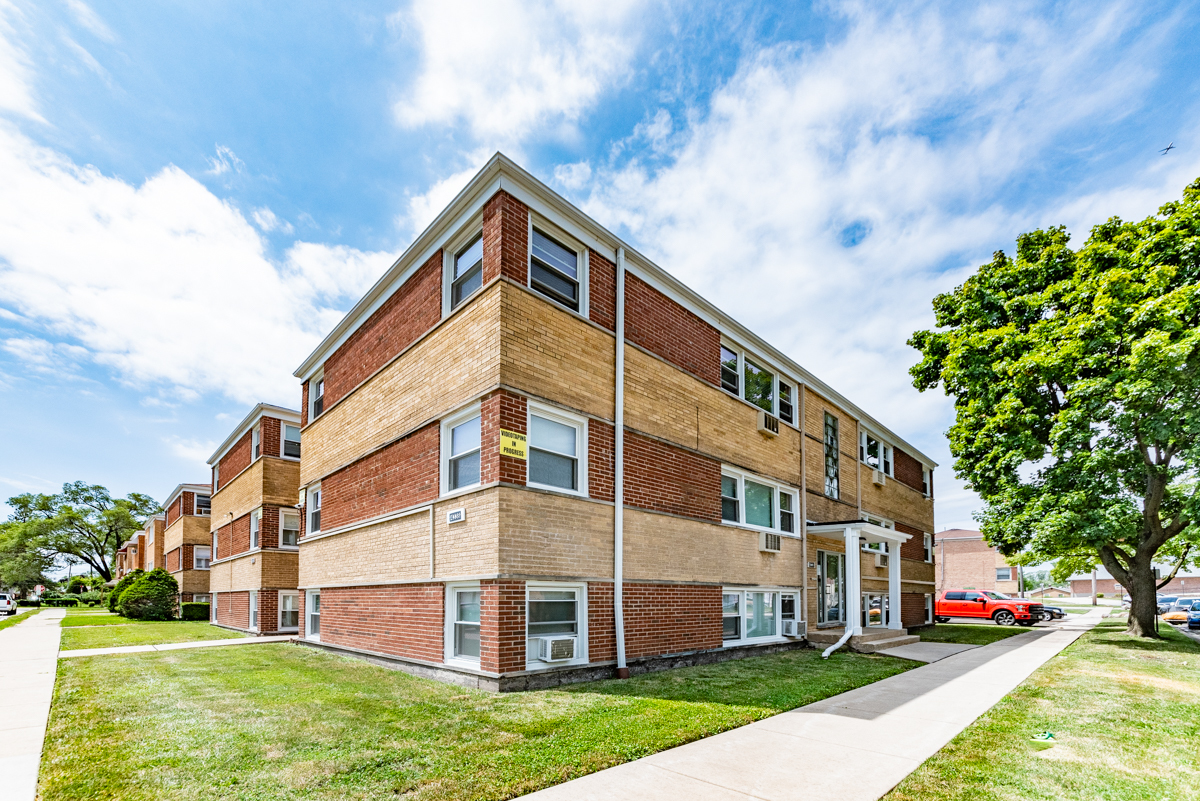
[530,229,579,312]
[451,235,483,310]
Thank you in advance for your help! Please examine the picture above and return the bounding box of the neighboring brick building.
[934,529,1022,595]
[292,154,938,690]
[141,514,166,572]
[161,483,213,604]
[207,404,302,635]
[1067,567,1200,598]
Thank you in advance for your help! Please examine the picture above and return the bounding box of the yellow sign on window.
[499,429,528,460]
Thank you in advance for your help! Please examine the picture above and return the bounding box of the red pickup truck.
[934,590,1043,626]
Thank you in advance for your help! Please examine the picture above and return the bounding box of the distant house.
[1029,586,1071,599]
[161,483,213,604]
[1067,566,1200,598]
[933,529,1024,595]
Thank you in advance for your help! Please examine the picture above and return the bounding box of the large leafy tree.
[910,178,1200,637]
[0,522,56,594]
[4,482,159,582]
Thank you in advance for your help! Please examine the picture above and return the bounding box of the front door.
[817,551,846,625]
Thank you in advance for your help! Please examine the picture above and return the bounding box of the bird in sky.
[1161,142,1176,154]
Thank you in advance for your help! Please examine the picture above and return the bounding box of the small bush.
[118,569,179,621]
[180,602,210,621]
[43,597,80,607]
[17,599,40,607]
[110,569,144,613]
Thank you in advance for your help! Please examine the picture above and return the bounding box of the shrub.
[110,569,144,613]
[17,599,40,607]
[118,569,179,621]
[180,602,210,621]
[43,597,79,607]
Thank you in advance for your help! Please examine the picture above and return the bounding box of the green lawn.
[0,607,42,632]
[60,620,246,650]
[40,644,915,800]
[887,615,1200,801]
[915,623,1029,646]
[61,610,152,627]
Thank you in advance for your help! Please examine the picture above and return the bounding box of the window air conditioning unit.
[536,636,577,663]
[759,531,781,553]
[757,411,780,437]
[875,552,889,568]
[781,619,806,638]
[872,469,887,486]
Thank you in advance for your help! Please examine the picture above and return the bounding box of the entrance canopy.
[807,521,912,636]
[808,521,912,547]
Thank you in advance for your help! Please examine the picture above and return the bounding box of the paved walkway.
[522,609,1105,801]
[0,608,65,801]
[59,635,294,658]
[875,641,978,663]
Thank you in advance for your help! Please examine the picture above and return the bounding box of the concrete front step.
[853,634,920,653]
[807,628,908,645]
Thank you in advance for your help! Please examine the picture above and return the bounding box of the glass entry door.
[817,551,846,625]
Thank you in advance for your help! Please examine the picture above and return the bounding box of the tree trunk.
[1123,558,1160,638]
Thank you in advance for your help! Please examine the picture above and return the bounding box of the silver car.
[0,593,16,616]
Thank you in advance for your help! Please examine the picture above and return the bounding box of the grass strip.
[0,607,42,632]
[41,644,913,800]
[60,621,246,649]
[915,623,1028,646]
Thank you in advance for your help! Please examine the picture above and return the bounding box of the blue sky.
[1,0,1199,530]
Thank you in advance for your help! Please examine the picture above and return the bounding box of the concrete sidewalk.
[521,610,1105,801]
[0,608,65,801]
[59,634,294,658]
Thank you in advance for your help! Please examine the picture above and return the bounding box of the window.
[528,407,584,493]
[212,463,220,491]
[250,509,261,549]
[283,424,301,459]
[720,346,739,393]
[530,228,579,311]
[922,468,932,497]
[252,425,261,460]
[451,235,483,310]
[308,485,321,534]
[859,432,892,475]
[945,591,966,601]
[193,546,211,570]
[450,586,481,662]
[923,533,933,562]
[195,494,211,515]
[779,381,794,425]
[311,377,325,419]
[743,359,774,413]
[280,592,299,630]
[444,411,482,492]
[925,594,934,625]
[996,568,1013,582]
[212,532,218,562]
[721,468,798,535]
[306,591,320,640]
[525,583,586,666]
[249,591,258,631]
[723,589,792,643]
[281,512,300,548]
[194,594,210,604]
[824,413,839,498]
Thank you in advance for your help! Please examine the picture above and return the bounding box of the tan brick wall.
[212,457,301,533]
[802,390,859,510]
[264,458,301,507]
[431,490,501,579]
[164,515,212,553]
[209,550,298,593]
[177,569,210,595]
[500,282,615,420]
[859,468,934,533]
[498,488,614,579]
[301,282,503,485]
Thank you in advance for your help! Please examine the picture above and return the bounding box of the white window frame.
[249,508,261,549]
[282,423,302,460]
[922,467,932,497]
[441,404,483,497]
[525,581,588,669]
[278,591,300,631]
[859,430,894,477]
[194,494,211,516]
[310,372,325,420]
[444,582,483,667]
[193,594,210,604]
[719,467,800,537]
[212,531,219,562]
[193,546,211,570]
[249,590,258,632]
[526,402,588,497]
[442,218,485,316]
[527,215,589,317]
[718,340,799,426]
[280,511,300,549]
[861,514,894,554]
[212,463,220,492]
[305,590,321,641]
[721,587,795,646]
[252,425,261,461]
[307,483,321,534]
[923,532,933,562]
[924,593,934,625]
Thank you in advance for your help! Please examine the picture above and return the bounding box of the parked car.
[1157,595,1178,614]
[1186,601,1200,631]
[0,593,16,616]
[1039,605,1066,622]
[934,590,1044,626]
[1161,598,1200,624]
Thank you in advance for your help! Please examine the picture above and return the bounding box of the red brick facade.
[893,447,925,495]
[217,430,253,491]
[480,580,526,674]
[587,421,616,502]
[588,582,723,661]
[322,423,440,531]
[588,251,617,331]
[481,390,528,487]
[166,547,180,572]
[482,191,529,285]
[261,416,281,461]
[623,432,721,521]
[896,521,928,561]
[624,273,721,386]
[319,584,444,662]
[323,250,444,409]
[901,591,930,628]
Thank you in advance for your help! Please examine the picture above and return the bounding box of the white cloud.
[565,1,1197,527]
[392,0,647,142]
[164,435,217,472]
[553,161,592,191]
[0,0,42,120]
[205,144,244,176]
[398,159,488,238]
[251,206,294,234]
[2,335,88,376]
[64,0,114,42]
[0,123,394,407]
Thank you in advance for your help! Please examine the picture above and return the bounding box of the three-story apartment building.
[292,154,937,690]
[207,404,303,634]
[162,483,213,604]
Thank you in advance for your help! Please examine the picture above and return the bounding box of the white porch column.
[888,541,902,630]
[844,527,861,635]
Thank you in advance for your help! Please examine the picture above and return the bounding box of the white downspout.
[614,247,628,678]
[823,526,860,658]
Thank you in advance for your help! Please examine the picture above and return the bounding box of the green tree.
[910,178,1200,637]
[0,522,56,596]
[109,568,144,613]
[4,482,159,582]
